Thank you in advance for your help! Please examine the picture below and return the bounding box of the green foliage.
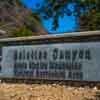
[11,27,33,37]
[1,0,100,34]
[40,0,100,30]
[25,13,41,31]
[78,11,100,31]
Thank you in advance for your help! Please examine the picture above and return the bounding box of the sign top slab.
[0,31,100,43]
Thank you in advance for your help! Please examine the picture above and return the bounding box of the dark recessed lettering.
[79,49,84,59]
[72,50,78,61]
[52,48,58,60]
[23,49,25,60]
[0,48,2,56]
[59,50,64,59]
[27,51,30,60]
[65,50,71,60]
[39,51,42,60]
[14,50,17,61]
[85,49,91,60]
[19,51,22,60]
[43,51,47,60]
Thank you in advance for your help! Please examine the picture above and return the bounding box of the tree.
[78,0,100,31]
[78,11,100,31]
[1,0,100,36]
[38,0,100,30]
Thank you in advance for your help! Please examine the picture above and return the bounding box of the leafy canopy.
[38,0,100,30]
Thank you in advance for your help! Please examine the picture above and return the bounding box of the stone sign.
[0,42,100,81]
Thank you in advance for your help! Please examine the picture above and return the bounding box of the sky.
[20,0,78,34]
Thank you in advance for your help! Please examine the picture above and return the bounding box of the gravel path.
[0,83,99,100]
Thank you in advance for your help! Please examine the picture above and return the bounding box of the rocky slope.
[0,0,47,37]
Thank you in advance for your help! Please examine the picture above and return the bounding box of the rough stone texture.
[0,83,99,100]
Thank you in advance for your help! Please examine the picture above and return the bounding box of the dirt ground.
[0,83,100,100]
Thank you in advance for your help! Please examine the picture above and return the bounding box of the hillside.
[0,0,47,37]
